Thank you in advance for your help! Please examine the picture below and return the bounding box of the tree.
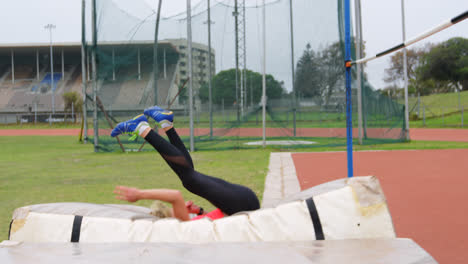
[62,91,83,122]
[294,44,322,98]
[294,42,346,106]
[417,37,468,91]
[384,43,453,95]
[199,69,285,106]
[320,41,346,106]
[384,48,425,85]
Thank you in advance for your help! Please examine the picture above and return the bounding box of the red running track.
[410,128,468,142]
[292,149,468,264]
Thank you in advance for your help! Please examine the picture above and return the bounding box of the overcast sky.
[1,0,467,89]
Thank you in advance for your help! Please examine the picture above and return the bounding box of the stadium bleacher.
[31,73,62,93]
[0,88,16,109]
[114,79,147,107]
[12,65,35,80]
[63,66,81,93]
[99,81,125,107]
[0,42,180,115]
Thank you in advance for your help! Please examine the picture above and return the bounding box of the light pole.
[44,24,56,114]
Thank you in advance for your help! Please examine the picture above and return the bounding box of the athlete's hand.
[114,186,140,203]
[185,200,202,214]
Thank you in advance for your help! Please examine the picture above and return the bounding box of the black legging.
[144,128,260,215]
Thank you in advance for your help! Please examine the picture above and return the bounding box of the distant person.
[111,106,260,221]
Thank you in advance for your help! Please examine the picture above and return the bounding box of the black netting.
[90,0,405,152]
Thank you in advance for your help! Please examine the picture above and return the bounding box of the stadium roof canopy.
[0,41,179,57]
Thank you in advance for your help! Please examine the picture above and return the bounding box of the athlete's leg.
[144,106,193,168]
[164,128,193,169]
[110,114,193,177]
[144,129,193,176]
[143,129,260,215]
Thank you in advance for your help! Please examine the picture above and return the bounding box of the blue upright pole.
[344,0,354,178]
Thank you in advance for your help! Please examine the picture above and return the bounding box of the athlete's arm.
[114,186,190,221]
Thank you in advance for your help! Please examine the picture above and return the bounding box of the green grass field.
[392,90,468,128]
[2,135,468,241]
[410,111,467,128]
[403,90,468,117]
[0,136,271,240]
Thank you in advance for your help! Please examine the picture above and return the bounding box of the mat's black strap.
[71,215,83,243]
[8,220,13,240]
[306,198,324,240]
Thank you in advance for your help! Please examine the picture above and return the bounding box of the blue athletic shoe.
[144,106,174,127]
[111,114,148,139]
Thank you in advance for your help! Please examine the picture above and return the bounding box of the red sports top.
[191,208,225,221]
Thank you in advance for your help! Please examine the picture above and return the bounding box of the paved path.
[261,153,300,208]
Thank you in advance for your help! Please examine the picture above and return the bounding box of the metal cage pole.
[207,0,214,138]
[354,0,363,145]
[262,0,267,148]
[91,0,98,152]
[289,0,296,137]
[234,0,240,121]
[187,0,195,152]
[401,0,410,141]
[153,0,163,106]
[81,0,88,143]
[242,0,246,115]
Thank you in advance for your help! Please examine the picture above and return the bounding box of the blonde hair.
[149,201,172,218]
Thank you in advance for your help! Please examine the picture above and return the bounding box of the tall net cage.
[89,0,405,152]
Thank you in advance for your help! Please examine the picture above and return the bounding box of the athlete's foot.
[144,106,174,130]
[111,114,149,140]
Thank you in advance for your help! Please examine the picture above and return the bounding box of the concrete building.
[167,39,215,109]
